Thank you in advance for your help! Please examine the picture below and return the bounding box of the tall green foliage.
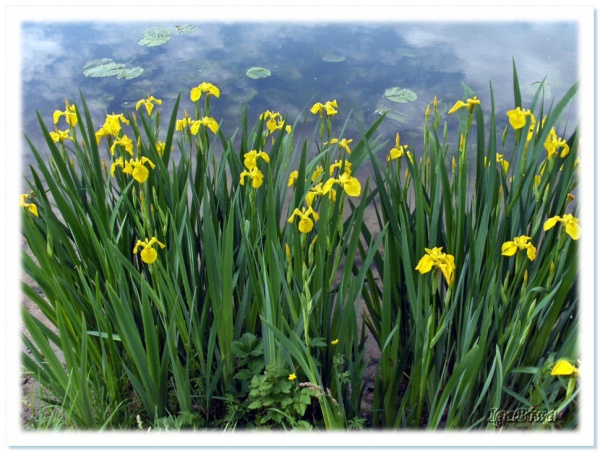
[21,66,579,430]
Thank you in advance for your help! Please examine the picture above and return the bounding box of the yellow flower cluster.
[95,113,130,145]
[175,112,219,134]
[91,108,158,184]
[111,156,156,183]
[240,149,269,189]
[310,100,338,117]
[500,214,579,265]
[110,135,134,156]
[260,110,292,135]
[286,99,363,235]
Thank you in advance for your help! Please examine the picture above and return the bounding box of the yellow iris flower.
[415,247,455,285]
[109,135,134,156]
[329,160,352,176]
[544,127,570,159]
[288,205,320,233]
[135,95,162,115]
[176,111,191,131]
[448,96,480,114]
[306,182,336,206]
[323,172,361,197]
[190,117,219,134]
[190,82,220,102]
[240,166,264,189]
[112,157,156,183]
[49,128,74,143]
[95,113,130,144]
[243,150,270,170]
[260,110,292,135]
[506,107,534,129]
[20,194,39,217]
[496,153,509,173]
[133,237,166,264]
[551,359,579,377]
[311,165,324,182]
[156,140,167,156]
[327,138,353,154]
[501,235,537,261]
[543,214,580,240]
[288,170,299,187]
[310,100,338,116]
[386,133,408,162]
[53,99,78,127]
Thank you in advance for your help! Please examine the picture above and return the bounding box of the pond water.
[20,20,579,178]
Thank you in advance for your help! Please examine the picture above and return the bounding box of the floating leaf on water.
[83,59,127,77]
[322,53,346,63]
[83,59,143,80]
[83,58,114,70]
[246,66,271,79]
[117,67,144,80]
[175,24,198,35]
[138,26,172,47]
[384,87,417,103]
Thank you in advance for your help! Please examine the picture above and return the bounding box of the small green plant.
[245,365,318,429]
[230,333,265,398]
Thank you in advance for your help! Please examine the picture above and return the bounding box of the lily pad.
[246,66,271,80]
[83,60,126,77]
[138,27,172,47]
[175,24,198,35]
[322,53,346,63]
[117,67,144,80]
[384,87,417,103]
[83,59,143,80]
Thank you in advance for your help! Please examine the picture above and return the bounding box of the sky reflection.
[20,20,578,175]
